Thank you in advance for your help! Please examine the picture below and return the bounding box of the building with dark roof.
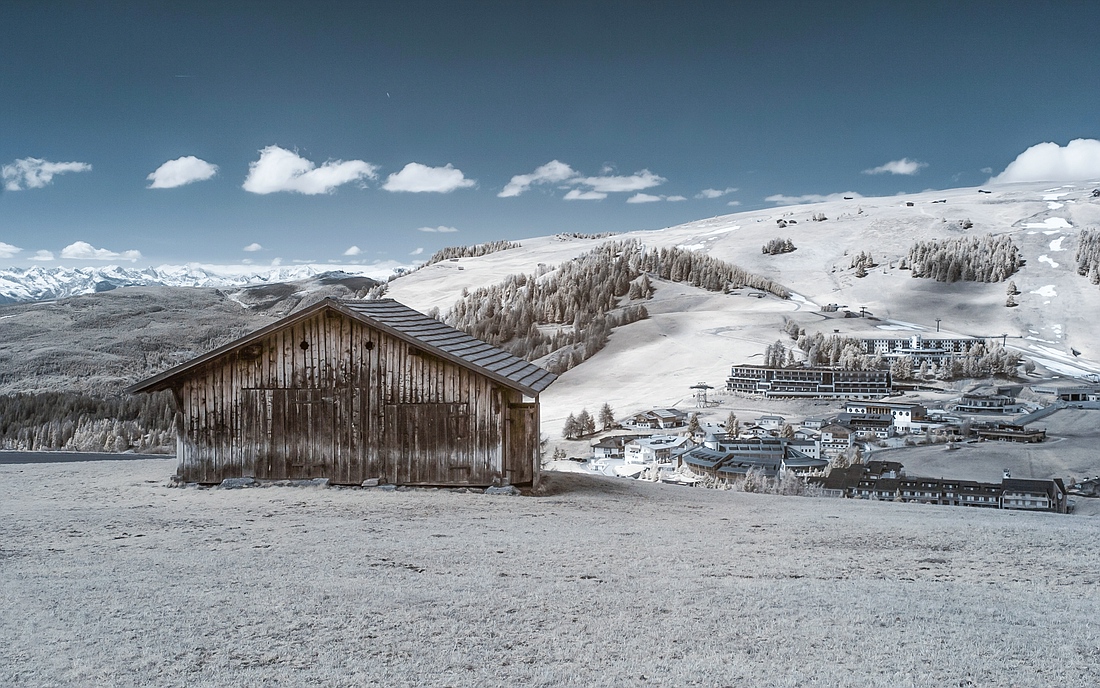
[129,298,556,487]
[682,437,827,481]
[818,460,1066,513]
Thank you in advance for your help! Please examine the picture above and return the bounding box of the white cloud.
[243,243,263,252]
[765,192,863,205]
[862,158,928,175]
[59,241,141,262]
[980,167,993,174]
[727,200,742,206]
[577,169,665,193]
[989,139,1100,183]
[627,193,663,204]
[416,225,459,233]
[343,246,362,256]
[0,242,22,258]
[2,157,91,191]
[563,189,608,201]
[696,187,738,199]
[271,257,282,266]
[666,195,687,202]
[147,156,218,189]
[30,250,54,261]
[410,247,424,256]
[382,163,475,193]
[499,160,577,197]
[243,146,378,195]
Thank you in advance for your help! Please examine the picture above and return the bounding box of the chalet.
[128,298,556,487]
[835,412,894,439]
[757,415,785,430]
[624,435,692,465]
[818,423,854,456]
[792,427,818,443]
[742,423,773,438]
[844,401,925,433]
[1002,477,1068,513]
[626,408,687,430]
[591,435,641,460]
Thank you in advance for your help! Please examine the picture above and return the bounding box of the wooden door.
[246,388,360,482]
[505,402,539,485]
[383,403,470,485]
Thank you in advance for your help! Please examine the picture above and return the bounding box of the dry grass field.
[2,459,1098,687]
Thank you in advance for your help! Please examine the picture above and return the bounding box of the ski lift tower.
[691,382,714,407]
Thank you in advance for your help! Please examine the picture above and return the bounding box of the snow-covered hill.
[0,263,394,304]
[384,181,1100,432]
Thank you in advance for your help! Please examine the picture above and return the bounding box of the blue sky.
[2,0,1099,272]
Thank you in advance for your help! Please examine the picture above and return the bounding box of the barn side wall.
[171,308,530,485]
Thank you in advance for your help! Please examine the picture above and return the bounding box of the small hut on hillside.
[128,298,556,487]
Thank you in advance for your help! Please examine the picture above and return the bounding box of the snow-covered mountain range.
[0,263,396,304]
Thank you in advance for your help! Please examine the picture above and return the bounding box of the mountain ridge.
[0,264,392,304]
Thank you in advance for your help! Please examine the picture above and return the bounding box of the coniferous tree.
[562,414,579,439]
[598,403,615,430]
[577,409,596,437]
[725,412,739,438]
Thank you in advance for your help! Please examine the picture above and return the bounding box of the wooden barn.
[128,298,556,487]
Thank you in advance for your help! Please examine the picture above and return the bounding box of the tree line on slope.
[421,240,523,268]
[1074,229,1100,285]
[906,234,1023,283]
[444,240,788,374]
[0,391,176,452]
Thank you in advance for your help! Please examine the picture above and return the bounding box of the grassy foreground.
[1,459,1098,687]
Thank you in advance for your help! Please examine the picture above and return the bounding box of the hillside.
[384,182,1100,434]
[0,272,378,395]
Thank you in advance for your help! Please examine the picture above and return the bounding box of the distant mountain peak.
[0,264,388,304]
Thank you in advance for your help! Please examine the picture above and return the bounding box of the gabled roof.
[128,298,557,397]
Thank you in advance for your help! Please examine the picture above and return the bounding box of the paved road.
[0,451,175,465]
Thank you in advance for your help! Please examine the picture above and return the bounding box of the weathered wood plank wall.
[172,309,534,486]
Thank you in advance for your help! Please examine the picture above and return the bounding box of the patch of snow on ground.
[1038,255,1059,268]
[788,292,815,308]
[704,225,739,236]
[1030,284,1057,298]
[677,244,705,251]
[1050,237,1066,251]
[1025,217,1072,230]
[883,319,926,331]
[1047,202,1064,210]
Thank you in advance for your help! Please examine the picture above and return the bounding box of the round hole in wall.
[365,341,374,350]
[299,340,309,350]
